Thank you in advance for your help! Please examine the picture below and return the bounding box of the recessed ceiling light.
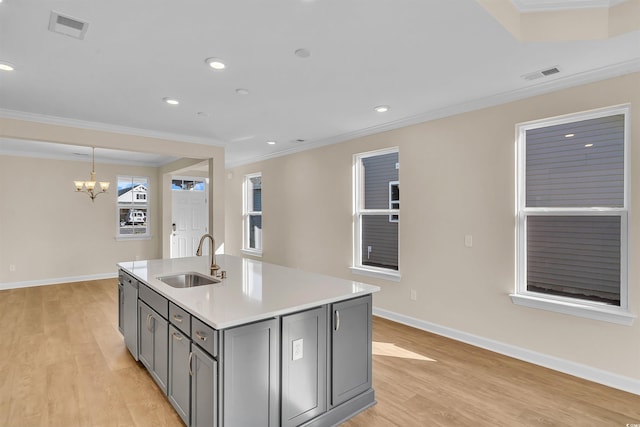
[205,57,226,70]
[163,97,179,105]
[294,48,311,58]
[564,133,575,138]
[266,141,276,145]
[585,143,594,147]
[236,88,249,95]
[374,105,390,113]
[0,62,15,71]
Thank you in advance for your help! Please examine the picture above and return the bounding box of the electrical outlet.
[292,338,304,361]
[9,264,16,272]
[465,234,473,248]
[410,289,417,301]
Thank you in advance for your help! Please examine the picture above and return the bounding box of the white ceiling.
[1,0,639,167]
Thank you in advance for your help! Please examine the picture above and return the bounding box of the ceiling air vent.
[521,66,561,81]
[48,11,89,40]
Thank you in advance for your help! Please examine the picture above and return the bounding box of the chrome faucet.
[196,234,220,276]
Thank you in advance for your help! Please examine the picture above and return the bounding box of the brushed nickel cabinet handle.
[173,314,183,323]
[188,351,193,377]
[195,331,207,342]
[335,310,340,332]
[172,332,183,341]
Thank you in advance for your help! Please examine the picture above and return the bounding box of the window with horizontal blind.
[514,105,631,322]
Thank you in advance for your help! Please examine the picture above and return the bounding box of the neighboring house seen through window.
[243,173,262,254]
[352,148,399,280]
[513,105,633,324]
[117,176,149,238]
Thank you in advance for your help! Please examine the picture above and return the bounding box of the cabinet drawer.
[139,283,169,319]
[191,317,218,357]
[169,302,191,336]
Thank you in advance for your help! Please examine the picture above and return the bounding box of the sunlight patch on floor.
[372,341,436,361]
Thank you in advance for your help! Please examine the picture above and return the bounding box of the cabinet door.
[222,318,279,427]
[191,344,217,427]
[331,295,372,407]
[281,307,327,427]
[123,278,138,360]
[118,283,124,334]
[168,325,191,426]
[139,301,169,394]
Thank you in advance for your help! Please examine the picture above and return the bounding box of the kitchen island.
[118,254,380,427]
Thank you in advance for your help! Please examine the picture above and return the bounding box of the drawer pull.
[172,332,183,341]
[335,310,340,332]
[195,331,208,342]
[173,314,183,323]
[188,351,193,376]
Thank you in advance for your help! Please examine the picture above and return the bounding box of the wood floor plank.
[1,280,639,427]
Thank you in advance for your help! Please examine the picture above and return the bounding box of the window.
[117,176,149,238]
[243,173,262,254]
[171,178,205,191]
[514,105,634,324]
[352,148,400,280]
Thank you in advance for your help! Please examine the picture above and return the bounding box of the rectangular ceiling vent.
[48,11,89,40]
[521,66,561,81]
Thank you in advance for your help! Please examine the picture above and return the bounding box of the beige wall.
[225,72,640,381]
[0,119,226,284]
[0,155,161,283]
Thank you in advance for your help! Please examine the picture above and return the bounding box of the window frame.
[351,147,401,281]
[512,104,634,325]
[116,175,151,240]
[242,172,263,256]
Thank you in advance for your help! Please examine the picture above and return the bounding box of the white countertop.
[118,255,380,330]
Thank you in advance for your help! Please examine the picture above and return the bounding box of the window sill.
[241,249,262,258]
[116,235,152,241]
[350,266,401,282]
[510,293,636,326]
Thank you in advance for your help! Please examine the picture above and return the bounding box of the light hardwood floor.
[1,279,639,427]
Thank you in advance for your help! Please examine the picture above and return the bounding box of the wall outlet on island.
[410,289,417,301]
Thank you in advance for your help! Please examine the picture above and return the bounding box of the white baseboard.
[0,272,118,290]
[373,307,640,396]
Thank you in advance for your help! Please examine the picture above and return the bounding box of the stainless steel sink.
[157,272,220,288]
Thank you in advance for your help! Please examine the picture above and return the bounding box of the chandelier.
[73,147,110,201]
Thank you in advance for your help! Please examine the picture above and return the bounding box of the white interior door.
[171,179,209,258]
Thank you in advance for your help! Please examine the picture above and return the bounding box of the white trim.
[350,266,401,282]
[241,248,263,258]
[0,272,118,290]
[243,172,263,253]
[0,108,225,147]
[373,307,640,396]
[510,293,635,325]
[515,105,630,313]
[225,59,640,169]
[511,0,626,12]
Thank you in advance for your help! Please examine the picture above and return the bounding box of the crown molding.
[0,108,225,147]
[226,58,640,169]
[511,0,627,12]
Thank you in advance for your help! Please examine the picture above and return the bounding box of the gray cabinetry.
[191,343,217,427]
[330,295,372,407]
[139,300,169,394]
[222,318,279,427]
[168,324,191,425]
[281,307,327,427]
[122,271,139,360]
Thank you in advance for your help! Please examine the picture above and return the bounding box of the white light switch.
[464,235,473,248]
[292,338,303,361]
